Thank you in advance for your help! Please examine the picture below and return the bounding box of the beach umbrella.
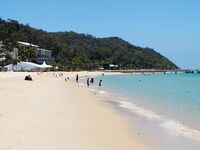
[40,61,52,68]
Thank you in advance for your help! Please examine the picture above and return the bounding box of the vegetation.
[0,18,178,70]
[18,46,37,62]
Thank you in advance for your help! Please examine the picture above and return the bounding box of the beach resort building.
[10,48,19,60]
[0,41,3,48]
[17,41,52,64]
[0,41,6,62]
[36,48,52,63]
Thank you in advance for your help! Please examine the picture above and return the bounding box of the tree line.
[0,18,178,70]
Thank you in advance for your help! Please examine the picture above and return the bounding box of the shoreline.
[0,71,153,150]
[89,73,200,150]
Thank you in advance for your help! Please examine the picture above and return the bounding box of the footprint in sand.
[16,140,21,145]
[4,146,11,149]
[0,114,4,118]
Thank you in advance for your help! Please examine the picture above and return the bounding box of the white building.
[0,41,3,48]
[18,41,39,48]
[10,48,18,59]
[17,41,52,63]
[36,48,52,63]
[0,41,6,62]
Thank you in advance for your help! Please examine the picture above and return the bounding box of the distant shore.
[0,71,153,150]
[103,69,183,73]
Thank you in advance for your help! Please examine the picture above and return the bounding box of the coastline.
[0,71,153,150]
[91,73,200,150]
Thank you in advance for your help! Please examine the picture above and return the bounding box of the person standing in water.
[99,80,102,87]
[90,78,94,84]
[87,78,90,87]
[76,74,79,83]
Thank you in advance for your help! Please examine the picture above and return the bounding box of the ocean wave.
[89,88,97,92]
[99,90,106,94]
[161,119,200,141]
[78,83,85,86]
[118,100,200,141]
[89,88,106,94]
[118,101,161,120]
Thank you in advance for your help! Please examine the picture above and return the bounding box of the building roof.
[37,48,52,52]
[18,41,39,48]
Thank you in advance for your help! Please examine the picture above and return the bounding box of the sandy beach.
[0,72,153,150]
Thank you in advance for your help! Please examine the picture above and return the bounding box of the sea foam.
[119,101,161,120]
[118,100,200,141]
[161,119,200,141]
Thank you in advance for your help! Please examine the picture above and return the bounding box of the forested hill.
[0,18,178,70]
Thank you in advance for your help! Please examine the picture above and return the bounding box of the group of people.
[36,71,43,75]
[76,74,102,87]
[86,78,102,87]
[24,73,103,87]
[53,72,64,78]
[65,77,70,82]
[25,75,32,81]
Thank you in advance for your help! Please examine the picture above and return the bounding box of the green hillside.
[0,18,178,70]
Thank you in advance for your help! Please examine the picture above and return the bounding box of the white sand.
[0,72,153,150]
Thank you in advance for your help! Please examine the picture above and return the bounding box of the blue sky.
[1,0,200,69]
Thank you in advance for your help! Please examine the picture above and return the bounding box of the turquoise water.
[94,73,200,141]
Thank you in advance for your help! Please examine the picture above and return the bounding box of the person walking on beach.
[76,74,79,83]
[99,80,102,87]
[87,78,90,87]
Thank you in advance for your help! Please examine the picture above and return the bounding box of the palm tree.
[18,46,36,62]
[3,38,17,53]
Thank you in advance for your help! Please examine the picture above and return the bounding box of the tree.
[2,38,17,52]
[18,46,36,62]
[0,18,179,70]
